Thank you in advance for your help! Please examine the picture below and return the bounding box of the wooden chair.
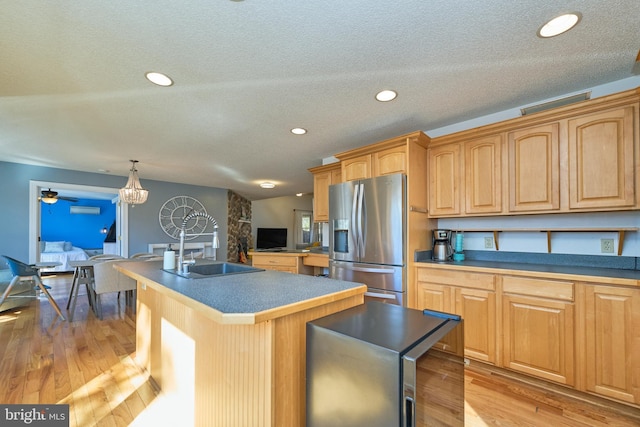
[1,255,65,320]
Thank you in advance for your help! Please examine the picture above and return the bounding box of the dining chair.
[91,259,137,320]
[1,255,66,320]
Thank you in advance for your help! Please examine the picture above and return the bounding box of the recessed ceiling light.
[537,13,581,38]
[145,72,174,87]
[260,182,275,189]
[375,90,397,102]
[296,193,303,197]
[291,128,307,135]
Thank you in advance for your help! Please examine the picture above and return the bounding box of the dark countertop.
[415,250,640,283]
[116,260,365,323]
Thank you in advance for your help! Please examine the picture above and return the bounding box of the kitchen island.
[116,260,366,427]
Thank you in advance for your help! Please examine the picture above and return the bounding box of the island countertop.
[115,260,366,324]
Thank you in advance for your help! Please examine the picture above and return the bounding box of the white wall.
[251,195,313,249]
[437,208,639,257]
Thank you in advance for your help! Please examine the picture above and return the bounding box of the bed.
[39,241,89,272]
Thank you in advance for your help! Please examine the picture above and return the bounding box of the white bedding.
[40,246,89,272]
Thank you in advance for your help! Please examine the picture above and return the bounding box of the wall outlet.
[601,238,614,254]
[484,237,494,249]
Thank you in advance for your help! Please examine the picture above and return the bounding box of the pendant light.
[119,160,149,205]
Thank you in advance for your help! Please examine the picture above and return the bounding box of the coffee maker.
[432,229,453,262]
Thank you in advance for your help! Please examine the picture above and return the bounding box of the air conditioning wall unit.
[70,206,100,215]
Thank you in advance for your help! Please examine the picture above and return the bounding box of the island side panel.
[273,294,364,427]
[136,280,274,426]
[135,276,364,426]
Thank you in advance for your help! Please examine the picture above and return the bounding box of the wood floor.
[1,273,639,426]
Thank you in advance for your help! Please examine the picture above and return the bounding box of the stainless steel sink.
[164,262,264,279]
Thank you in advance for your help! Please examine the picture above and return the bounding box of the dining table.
[67,259,101,321]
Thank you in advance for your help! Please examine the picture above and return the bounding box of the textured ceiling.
[1,1,639,200]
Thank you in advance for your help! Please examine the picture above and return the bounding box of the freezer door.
[330,260,405,293]
[329,180,358,262]
[360,174,405,265]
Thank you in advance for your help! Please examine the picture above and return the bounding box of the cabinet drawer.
[416,267,495,290]
[253,255,298,267]
[502,276,574,301]
[303,254,329,268]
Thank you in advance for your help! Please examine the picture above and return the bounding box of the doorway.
[28,181,129,263]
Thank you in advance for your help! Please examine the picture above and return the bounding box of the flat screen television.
[256,227,287,250]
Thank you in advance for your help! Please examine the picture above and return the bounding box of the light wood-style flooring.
[0,273,639,426]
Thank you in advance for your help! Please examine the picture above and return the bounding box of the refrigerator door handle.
[351,183,360,257]
[364,291,397,300]
[356,183,365,258]
[344,266,396,274]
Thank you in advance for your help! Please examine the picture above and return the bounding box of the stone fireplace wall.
[227,190,252,262]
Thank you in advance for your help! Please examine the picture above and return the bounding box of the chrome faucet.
[178,211,219,272]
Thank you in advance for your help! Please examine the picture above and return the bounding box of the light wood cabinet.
[415,267,496,363]
[508,122,560,212]
[341,154,371,181]
[427,88,640,218]
[373,145,407,176]
[465,134,503,214]
[578,284,640,404]
[309,163,341,222]
[250,253,313,275]
[428,143,462,217]
[501,276,575,386]
[568,105,637,210]
[413,263,640,406]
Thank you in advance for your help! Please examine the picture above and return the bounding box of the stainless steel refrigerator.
[329,173,406,305]
[307,302,465,427]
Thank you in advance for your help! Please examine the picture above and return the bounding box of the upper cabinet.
[428,88,640,218]
[508,123,560,212]
[465,134,503,215]
[341,154,372,181]
[336,134,424,182]
[428,143,462,217]
[308,163,341,222]
[568,106,637,210]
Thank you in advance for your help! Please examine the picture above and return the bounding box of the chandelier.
[119,160,149,205]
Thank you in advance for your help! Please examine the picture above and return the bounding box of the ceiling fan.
[39,188,78,204]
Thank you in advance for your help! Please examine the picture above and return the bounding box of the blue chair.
[1,255,66,320]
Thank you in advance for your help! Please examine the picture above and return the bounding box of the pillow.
[44,241,65,253]
[64,241,72,251]
[40,241,46,252]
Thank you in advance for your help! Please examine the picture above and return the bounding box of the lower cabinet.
[250,253,313,275]
[416,268,496,363]
[578,284,640,404]
[413,265,640,407]
[501,276,575,386]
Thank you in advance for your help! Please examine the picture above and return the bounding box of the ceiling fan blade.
[58,196,79,202]
[633,49,640,75]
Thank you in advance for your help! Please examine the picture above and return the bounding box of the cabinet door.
[428,143,461,216]
[341,154,371,181]
[373,146,406,176]
[313,171,331,222]
[465,135,503,214]
[568,106,637,209]
[416,281,460,354]
[581,285,640,404]
[508,123,560,212]
[454,287,496,364]
[502,294,574,385]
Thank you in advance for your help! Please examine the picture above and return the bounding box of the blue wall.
[0,161,229,262]
[41,198,116,249]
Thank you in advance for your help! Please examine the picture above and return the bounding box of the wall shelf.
[455,228,638,255]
